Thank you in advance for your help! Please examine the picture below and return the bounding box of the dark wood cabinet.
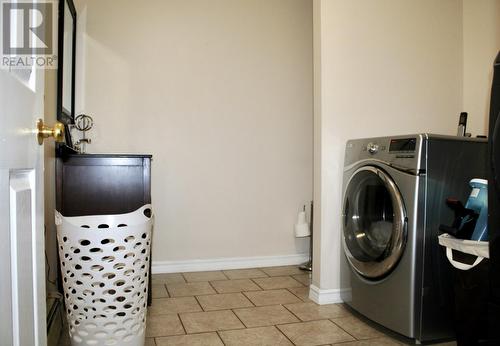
[56,154,152,216]
[56,153,153,305]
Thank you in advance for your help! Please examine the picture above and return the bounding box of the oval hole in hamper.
[103,272,116,280]
[102,256,115,263]
[101,238,115,245]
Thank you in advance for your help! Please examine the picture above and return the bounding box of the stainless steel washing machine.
[341,134,487,343]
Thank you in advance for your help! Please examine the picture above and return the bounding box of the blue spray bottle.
[465,179,488,241]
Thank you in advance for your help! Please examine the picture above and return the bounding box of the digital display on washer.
[389,138,416,152]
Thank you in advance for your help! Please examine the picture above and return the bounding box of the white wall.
[462,0,500,136]
[312,0,464,292]
[74,0,313,265]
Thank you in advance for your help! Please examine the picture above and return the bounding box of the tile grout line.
[249,277,265,290]
[240,291,257,307]
[243,288,304,306]
[330,337,389,345]
[281,303,304,322]
[178,303,287,314]
[191,293,254,312]
[163,282,169,298]
[328,318,361,342]
[206,279,220,295]
[176,311,188,335]
[193,295,206,312]
[256,268,271,278]
[220,270,230,280]
[239,291,256,308]
[164,282,172,298]
[291,274,309,287]
[273,324,298,346]
[233,303,306,329]
[171,292,218,298]
[286,275,307,287]
[215,331,227,346]
[285,287,309,302]
[230,308,251,329]
[253,275,305,290]
[208,279,223,294]
[222,268,270,280]
[278,309,358,325]
[274,318,339,329]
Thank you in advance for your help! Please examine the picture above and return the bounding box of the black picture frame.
[56,0,76,149]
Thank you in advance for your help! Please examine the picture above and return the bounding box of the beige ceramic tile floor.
[58,266,458,346]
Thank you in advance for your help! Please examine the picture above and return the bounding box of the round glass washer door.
[342,166,407,280]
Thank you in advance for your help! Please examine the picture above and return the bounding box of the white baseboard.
[152,253,309,274]
[309,284,351,305]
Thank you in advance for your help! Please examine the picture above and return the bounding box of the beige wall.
[74,0,313,263]
[463,0,500,136]
[313,0,465,290]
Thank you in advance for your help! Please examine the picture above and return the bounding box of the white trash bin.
[55,205,154,346]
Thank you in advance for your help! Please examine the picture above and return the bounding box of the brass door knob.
[36,119,65,145]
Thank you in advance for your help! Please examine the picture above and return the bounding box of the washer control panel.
[389,138,417,153]
[389,137,417,159]
[362,142,387,154]
[345,135,423,174]
[367,142,379,154]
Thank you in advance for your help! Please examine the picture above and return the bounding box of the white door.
[0,59,48,345]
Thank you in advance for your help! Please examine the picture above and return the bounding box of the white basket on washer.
[55,205,154,346]
[438,233,489,270]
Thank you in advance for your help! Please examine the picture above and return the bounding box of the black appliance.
[488,51,500,345]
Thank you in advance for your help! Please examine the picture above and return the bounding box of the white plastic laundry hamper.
[55,205,154,346]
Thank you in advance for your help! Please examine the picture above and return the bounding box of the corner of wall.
[312,0,323,288]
